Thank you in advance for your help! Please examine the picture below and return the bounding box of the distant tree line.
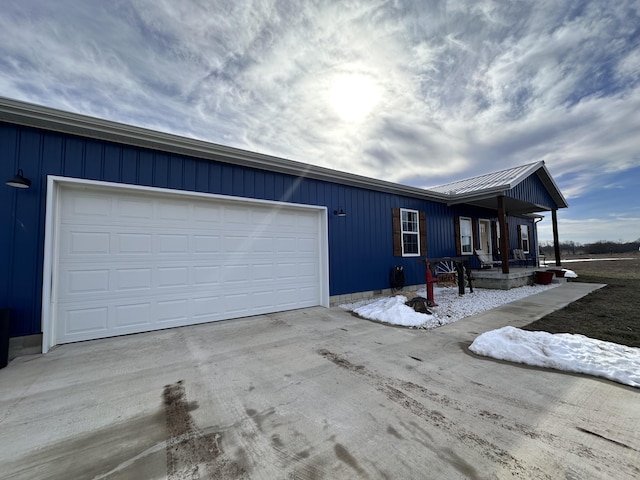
[539,239,640,256]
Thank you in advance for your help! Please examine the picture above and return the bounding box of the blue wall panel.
[508,174,557,210]
[1,121,547,338]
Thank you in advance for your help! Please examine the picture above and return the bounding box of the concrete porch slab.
[471,267,538,289]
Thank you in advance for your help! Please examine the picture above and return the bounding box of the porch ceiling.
[447,194,550,216]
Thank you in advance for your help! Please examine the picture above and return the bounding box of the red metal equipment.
[425,261,438,306]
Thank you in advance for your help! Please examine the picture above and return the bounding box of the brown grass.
[522,254,640,348]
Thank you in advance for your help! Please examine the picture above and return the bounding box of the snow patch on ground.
[470,326,640,388]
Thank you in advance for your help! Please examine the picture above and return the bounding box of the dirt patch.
[522,258,640,347]
[162,381,247,479]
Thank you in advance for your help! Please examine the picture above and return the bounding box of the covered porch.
[430,161,569,275]
[429,258,563,291]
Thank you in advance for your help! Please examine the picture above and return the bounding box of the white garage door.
[51,182,327,345]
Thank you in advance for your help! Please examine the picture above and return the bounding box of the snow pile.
[470,326,640,388]
[348,295,433,327]
[340,284,559,329]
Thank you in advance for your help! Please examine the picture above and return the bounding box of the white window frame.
[520,225,530,253]
[460,216,473,255]
[400,208,420,257]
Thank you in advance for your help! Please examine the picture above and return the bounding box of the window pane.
[459,218,473,255]
[403,233,419,254]
[462,235,472,253]
[402,210,418,232]
[460,219,472,236]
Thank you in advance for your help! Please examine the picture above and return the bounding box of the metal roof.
[430,162,568,211]
[430,162,542,195]
[0,97,567,212]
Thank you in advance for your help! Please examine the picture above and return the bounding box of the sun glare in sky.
[329,73,381,122]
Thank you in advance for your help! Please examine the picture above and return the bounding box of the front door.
[479,219,492,253]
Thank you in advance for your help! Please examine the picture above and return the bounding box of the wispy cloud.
[1,0,638,242]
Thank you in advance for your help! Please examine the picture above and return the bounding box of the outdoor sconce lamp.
[333,208,347,217]
[6,169,31,189]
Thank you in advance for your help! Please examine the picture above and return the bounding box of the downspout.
[534,217,543,267]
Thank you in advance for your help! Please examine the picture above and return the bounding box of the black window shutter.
[454,216,461,256]
[392,208,402,256]
[419,211,427,256]
[517,224,522,250]
[472,218,479,250]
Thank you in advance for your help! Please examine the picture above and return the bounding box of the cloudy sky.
[1,0,639,244]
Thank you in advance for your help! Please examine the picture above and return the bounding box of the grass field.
[522,253,640,348]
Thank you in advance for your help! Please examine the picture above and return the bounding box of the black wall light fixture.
[333,208,347,217]
[6,169,31,189]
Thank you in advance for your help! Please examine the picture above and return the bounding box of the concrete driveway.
[1,284,638,479]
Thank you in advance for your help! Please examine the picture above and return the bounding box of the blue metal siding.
[507,174,556,210]
[3,122,468,337]
[2,121,549,338]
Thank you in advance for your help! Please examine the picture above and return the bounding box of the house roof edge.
[0,97,449,202]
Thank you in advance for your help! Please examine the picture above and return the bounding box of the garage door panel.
[63,306,109,336]
[193,203,222,222]
[158,201,190,221]
[223,293,251,314]
[298,286,320,303]
[276,237,297,253]
[157,267,189,287]
[114,303,151,328]
[193,235,221,253]
[252,236,275,253]
[118,198,152,217]
[299,262,319,279]
[65,269,110,295]
[252,263,275,280]
[54,185,325,345]
[276,263,297,280]
[193,265,221,285]
[62,191,112,218]
[192,295,222,319]
[156,299,188,323]
[116,233,152,254]
[114,268,152,291]
[68,231,111,255]
[158,234,189,253]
